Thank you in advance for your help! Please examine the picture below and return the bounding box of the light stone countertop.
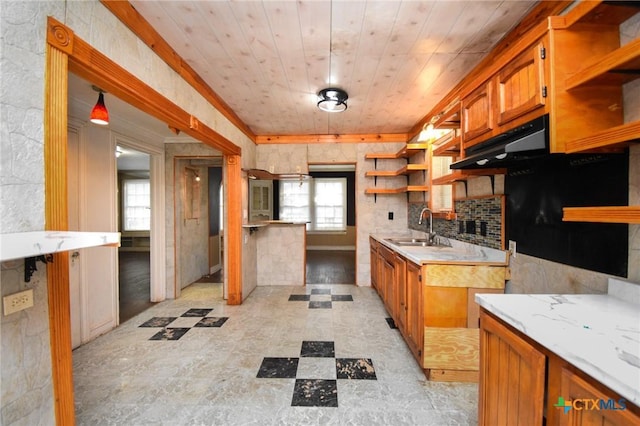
[371,234,508,266]
[476,282,640,407]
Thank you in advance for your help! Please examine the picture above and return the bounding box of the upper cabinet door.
[496,41,547,126]
[462,80,494,146]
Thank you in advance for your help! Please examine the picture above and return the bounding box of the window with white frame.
[313,178,346,230]
[279,179,311,224]
[123,179,151,231]
[279,177,347,231]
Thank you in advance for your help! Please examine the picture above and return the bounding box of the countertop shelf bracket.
[25,254,53,283]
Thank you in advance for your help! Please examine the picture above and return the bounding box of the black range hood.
[450,114,549,169]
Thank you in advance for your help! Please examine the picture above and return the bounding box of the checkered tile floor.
[287,288,354,308]
[139,308,228,340]
[256,340,376,407]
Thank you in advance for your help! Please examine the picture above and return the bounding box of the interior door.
[69,124,119,345]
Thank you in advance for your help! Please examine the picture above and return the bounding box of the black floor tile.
[331,295,353,302]
[291,379,338,407]
[181,308,213,317]
[300,341,335,358]
[309,301,332,309]
[194,317,228,327]
[336,358,377,380]
[256,357,299,379]
[385,317,398,329]
[139,317,177,328]
[149,327,190,341]
[310,288,331,295]
[288,294,311,301]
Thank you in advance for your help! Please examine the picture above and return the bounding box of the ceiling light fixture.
[90,86,109,125]
[418,123,435,142]
[317,88,348,112]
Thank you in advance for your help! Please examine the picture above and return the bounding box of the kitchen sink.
[385,238,450,248]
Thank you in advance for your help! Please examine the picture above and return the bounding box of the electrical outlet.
[509,240,517,258]
[3,289,34,316]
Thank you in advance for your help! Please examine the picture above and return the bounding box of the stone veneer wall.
[1,2,255,424]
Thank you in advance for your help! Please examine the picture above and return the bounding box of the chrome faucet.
[418,207,436,245]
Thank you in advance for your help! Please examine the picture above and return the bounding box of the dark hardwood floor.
[305,250,356,285]
[119,250,352,322]
[119,251,155,323]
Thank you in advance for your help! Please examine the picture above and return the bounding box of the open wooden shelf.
[365,143,429,160]
[565,37,640,90]
[563,206,640,224]
[565,120,640,153]
[431,171,467,185]
[563,1,640,28]
[432,135,461,157]
[365,185,430,195]
[365,164,428,177]
[430,168,506,186]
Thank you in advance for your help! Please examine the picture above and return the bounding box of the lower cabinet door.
[479,310,546,426]
[405,261,423,362]
[557,368,639,426]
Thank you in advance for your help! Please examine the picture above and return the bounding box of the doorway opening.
[173,156,225,301]
[117,146,155,323]
[304,164,357,285]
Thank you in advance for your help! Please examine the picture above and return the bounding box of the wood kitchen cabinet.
[556,368,639,426]
[370,238,507,382]
[369,237,379,292]
[479,310,546,426]
[379,244,396,317]
[496,41,546,126]
[394,254,407,333]
[404,260,423,361]
[479,308,640,426]
[462,80,494,147]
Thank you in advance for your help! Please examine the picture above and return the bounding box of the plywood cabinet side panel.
[549,23,624,152]
[423,327,479,370]
[424,264,506,288]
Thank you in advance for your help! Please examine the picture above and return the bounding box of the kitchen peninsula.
[247,221,307,286]
[370,234,509,382]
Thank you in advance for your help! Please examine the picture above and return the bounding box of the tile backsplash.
[408,196,504,249]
